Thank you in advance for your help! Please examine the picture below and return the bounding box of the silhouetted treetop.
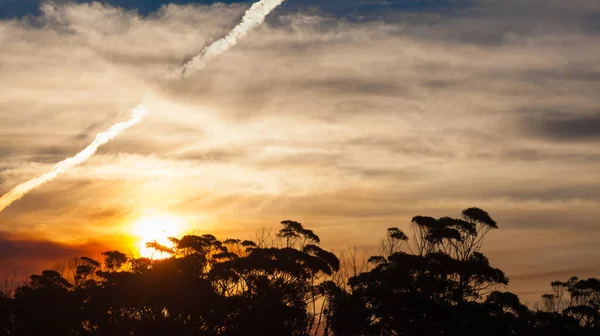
[0,210,598,336]
[278,220,321,246]
[102,250,128,271]
[462,207,498,228]
[387,227,408,241]
[30,270,72,289]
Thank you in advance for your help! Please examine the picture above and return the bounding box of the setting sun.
[131,213,186,259]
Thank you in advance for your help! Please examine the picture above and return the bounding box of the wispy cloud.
[0,0,285,213]
[0,0,599,302]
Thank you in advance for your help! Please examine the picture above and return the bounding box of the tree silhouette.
[0,210,598,335]
[323,208,509,335]
[538,276,600,333]
[101,250,128,271]
[9,270,80,335]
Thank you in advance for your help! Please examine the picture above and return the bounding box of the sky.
[0,0,599,303]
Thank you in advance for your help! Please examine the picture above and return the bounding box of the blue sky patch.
[0,0,473,19]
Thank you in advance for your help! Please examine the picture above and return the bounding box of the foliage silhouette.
[0,208,598,335]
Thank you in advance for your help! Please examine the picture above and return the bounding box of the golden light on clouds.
[130,212,186,259]
[0,0,599,303]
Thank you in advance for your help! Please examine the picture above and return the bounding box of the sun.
[131,213,185,259]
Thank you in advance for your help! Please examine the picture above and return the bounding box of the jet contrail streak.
[0,106,148,213]
[170,0,285,78]
[0,0,285,213]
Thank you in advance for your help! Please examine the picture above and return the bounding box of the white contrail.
[0,0,284,213]
[170,0,285,78]
[0,106,148,213]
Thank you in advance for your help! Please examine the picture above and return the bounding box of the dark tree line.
[0,208,598,335]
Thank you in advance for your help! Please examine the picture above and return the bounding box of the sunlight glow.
[131,213,185,259]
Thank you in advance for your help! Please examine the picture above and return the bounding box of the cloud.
[0,233,81,261]
[1,0,600,301]
[524,113,600,142]
[0,232,113,278]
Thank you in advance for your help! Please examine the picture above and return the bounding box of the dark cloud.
[420,79,461,90]
[175,147,250,162]
[339,166,429,180]
[524,113,600,142]
[73,114,121,141]
[97,51,189,69]
[500,149,600,163]
[523,67,600,85]
[0,233,81,261]
[393,0,600,47]
[294,78,404,97]
[497,184,600,202]
[345,137,456,158]
[580,12,600,32]
[0,232,113,282]
[34,145,84,163]
[0,146,16,159]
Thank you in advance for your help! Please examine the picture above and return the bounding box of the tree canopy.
[0,208,598,335]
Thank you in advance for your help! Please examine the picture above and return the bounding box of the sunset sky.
[1,0,599,303]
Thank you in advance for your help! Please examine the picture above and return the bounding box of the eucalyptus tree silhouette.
[0,220,338,335]
[101,250,128,271]
[539,276,600,334]
[322,207,508,336]
[9,270,80,335]
[0,212,598,335]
